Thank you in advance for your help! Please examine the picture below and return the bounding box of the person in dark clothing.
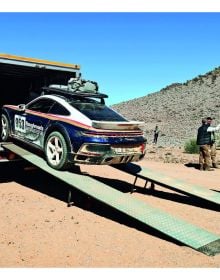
[206,117,220,168]
[153,125,160,144]
[197,119,207,170]
[196,117,220,171]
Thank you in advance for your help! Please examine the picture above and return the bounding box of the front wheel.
[45,131,70,170]
[1,114,10,141]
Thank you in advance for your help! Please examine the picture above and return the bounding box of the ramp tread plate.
[114,163,220,205]
[2,143,220,256]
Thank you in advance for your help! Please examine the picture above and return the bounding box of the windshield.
[69,100,127,121]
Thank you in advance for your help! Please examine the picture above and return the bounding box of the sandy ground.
[0,147,220,268]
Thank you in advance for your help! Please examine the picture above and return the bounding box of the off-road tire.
[45,131,70,170]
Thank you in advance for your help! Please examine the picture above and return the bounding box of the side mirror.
[18,104,26,112]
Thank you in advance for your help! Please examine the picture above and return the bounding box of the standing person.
[196,117,220,171]
[197,119,207,170]
[153,125,160,144]
[206,117,220,168]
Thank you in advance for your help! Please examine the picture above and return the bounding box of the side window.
[49,102,70,116]
[27,98,55,113]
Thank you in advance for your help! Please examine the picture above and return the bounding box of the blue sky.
[0,12,220,105]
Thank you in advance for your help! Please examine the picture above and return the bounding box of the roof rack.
[42,86,108,99]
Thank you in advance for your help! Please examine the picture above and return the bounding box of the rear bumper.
[74,153,145,165]
[72,142,146,165]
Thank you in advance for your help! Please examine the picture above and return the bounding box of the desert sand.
[0,146,219,268]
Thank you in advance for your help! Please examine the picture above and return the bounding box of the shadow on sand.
[184,162,200,170]
[0,161,219,248]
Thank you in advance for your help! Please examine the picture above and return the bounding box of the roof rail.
[42,86,108,99]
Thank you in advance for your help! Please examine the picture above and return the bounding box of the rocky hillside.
[111,67,220,147]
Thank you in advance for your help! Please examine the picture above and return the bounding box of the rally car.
[1,83,146,170]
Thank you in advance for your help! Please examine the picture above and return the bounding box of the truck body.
[0,53,80,161]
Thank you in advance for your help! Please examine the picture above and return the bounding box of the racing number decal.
[14,115,26,133]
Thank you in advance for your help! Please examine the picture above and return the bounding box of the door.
[18,98,55,148]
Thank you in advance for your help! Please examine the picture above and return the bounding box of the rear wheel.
[1,114,10,141]
[45,131,70,170]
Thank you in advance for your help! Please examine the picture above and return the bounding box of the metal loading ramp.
[113,163,220,206]
[2,143,220,256]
